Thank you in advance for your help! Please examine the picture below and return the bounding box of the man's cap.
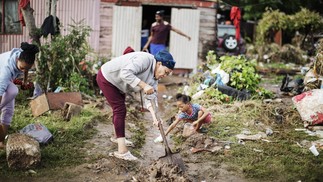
[156,10,165,17]
[154,50,176,70]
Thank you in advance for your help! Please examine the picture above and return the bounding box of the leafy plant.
[219,55,261,92]
[256,8,288,44]
[37,20,94,95]
[290,8,323,34]
[256,7,322,49]
[203,87,232,103]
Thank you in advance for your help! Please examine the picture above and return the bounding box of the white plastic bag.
[292,89,323,126]
[182,123,196,137]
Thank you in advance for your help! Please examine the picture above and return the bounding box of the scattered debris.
[20,123,53,144]
[253,148,264,153]
[30,92,83,117]
[133,160,191,182]
[236,132,267,141]
[62,102,83,121]
[292,89,323,127]
[309,145,320,156]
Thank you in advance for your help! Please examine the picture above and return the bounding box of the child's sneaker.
[154,135,163,143]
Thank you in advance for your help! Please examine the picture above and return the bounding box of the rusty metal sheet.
[46,92,83,110]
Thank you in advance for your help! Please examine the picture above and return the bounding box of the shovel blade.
[159,152,186,172]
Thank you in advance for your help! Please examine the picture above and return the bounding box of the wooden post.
[19,1,41,45]
[45,0,51,17]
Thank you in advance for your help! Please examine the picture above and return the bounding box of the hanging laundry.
[18,0,30,26]
[230,6,241,42]
[40,15,60,37]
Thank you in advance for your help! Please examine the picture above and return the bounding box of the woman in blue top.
[155,93,212,142]
[0,42,39,148]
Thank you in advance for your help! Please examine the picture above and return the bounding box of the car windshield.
[218,26,236,37]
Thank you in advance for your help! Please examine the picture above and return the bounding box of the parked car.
[216,24,246,56]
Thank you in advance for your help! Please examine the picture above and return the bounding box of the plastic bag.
[20,123,53,144]
[292,89,323,126]
[182,123,196,137]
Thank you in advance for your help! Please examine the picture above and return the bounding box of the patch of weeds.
[206,100,323,181]
[127,107,146,150]
[171,134,186,147]
[262,63,289,69]
[261,74,285,85]
[0,102,99,178]
[227,132,323,181]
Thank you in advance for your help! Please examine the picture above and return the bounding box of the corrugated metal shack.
[0,0,218,72]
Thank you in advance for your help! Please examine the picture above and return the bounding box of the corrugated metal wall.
[170,8,200,71]
[112,5,142,57]
[99,2,113,56]
[0,0,100,53]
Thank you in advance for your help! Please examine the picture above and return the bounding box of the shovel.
[150,99,186,172]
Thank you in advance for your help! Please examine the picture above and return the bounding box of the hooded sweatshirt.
[100,51,158,108]
[0,48,23,96]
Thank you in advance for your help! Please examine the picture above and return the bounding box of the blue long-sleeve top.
[0,48,23,96]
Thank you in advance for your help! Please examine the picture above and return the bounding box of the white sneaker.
[154,135,163,143]
[110,137,135,147]
[109,151,138,161]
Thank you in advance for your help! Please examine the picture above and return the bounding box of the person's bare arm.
[171,27,191,41]
[192,107,209,126]
[165,117,181,136]
[23,70,28,85]
[142,31,154,52]
[138,81,154,94]
[147,105,159,126]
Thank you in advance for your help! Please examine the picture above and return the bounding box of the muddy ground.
[3,75,286,182]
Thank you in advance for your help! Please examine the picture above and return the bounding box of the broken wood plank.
[29,94,50,117]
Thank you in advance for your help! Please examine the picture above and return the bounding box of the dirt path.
[17,75,250,182]
[46,76,248,182]
[56,110,248,182]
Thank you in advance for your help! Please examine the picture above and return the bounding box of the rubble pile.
[133,160,191,182]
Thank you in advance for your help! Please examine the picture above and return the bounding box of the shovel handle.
[150,99,172,154]
[139,91,144,111]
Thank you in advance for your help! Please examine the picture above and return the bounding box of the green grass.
[205,101,323,182]
[0,92,99,178]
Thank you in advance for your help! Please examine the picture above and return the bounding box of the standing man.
[142,10,191,55]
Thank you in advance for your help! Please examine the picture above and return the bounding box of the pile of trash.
[287,39,323,127]
[247,43,307,64]
[185,51,271,102]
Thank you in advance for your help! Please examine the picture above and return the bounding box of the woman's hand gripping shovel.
[150,99,186,172]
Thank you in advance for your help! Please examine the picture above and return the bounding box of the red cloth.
[123,46,135,55]
[19,0,30,26]
[230,6,241,42]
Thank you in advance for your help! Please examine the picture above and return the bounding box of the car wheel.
[222,35,238,51]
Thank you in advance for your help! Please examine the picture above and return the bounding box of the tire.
[222,35,238,51]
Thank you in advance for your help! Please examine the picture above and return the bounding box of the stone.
[6,133,41,169]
